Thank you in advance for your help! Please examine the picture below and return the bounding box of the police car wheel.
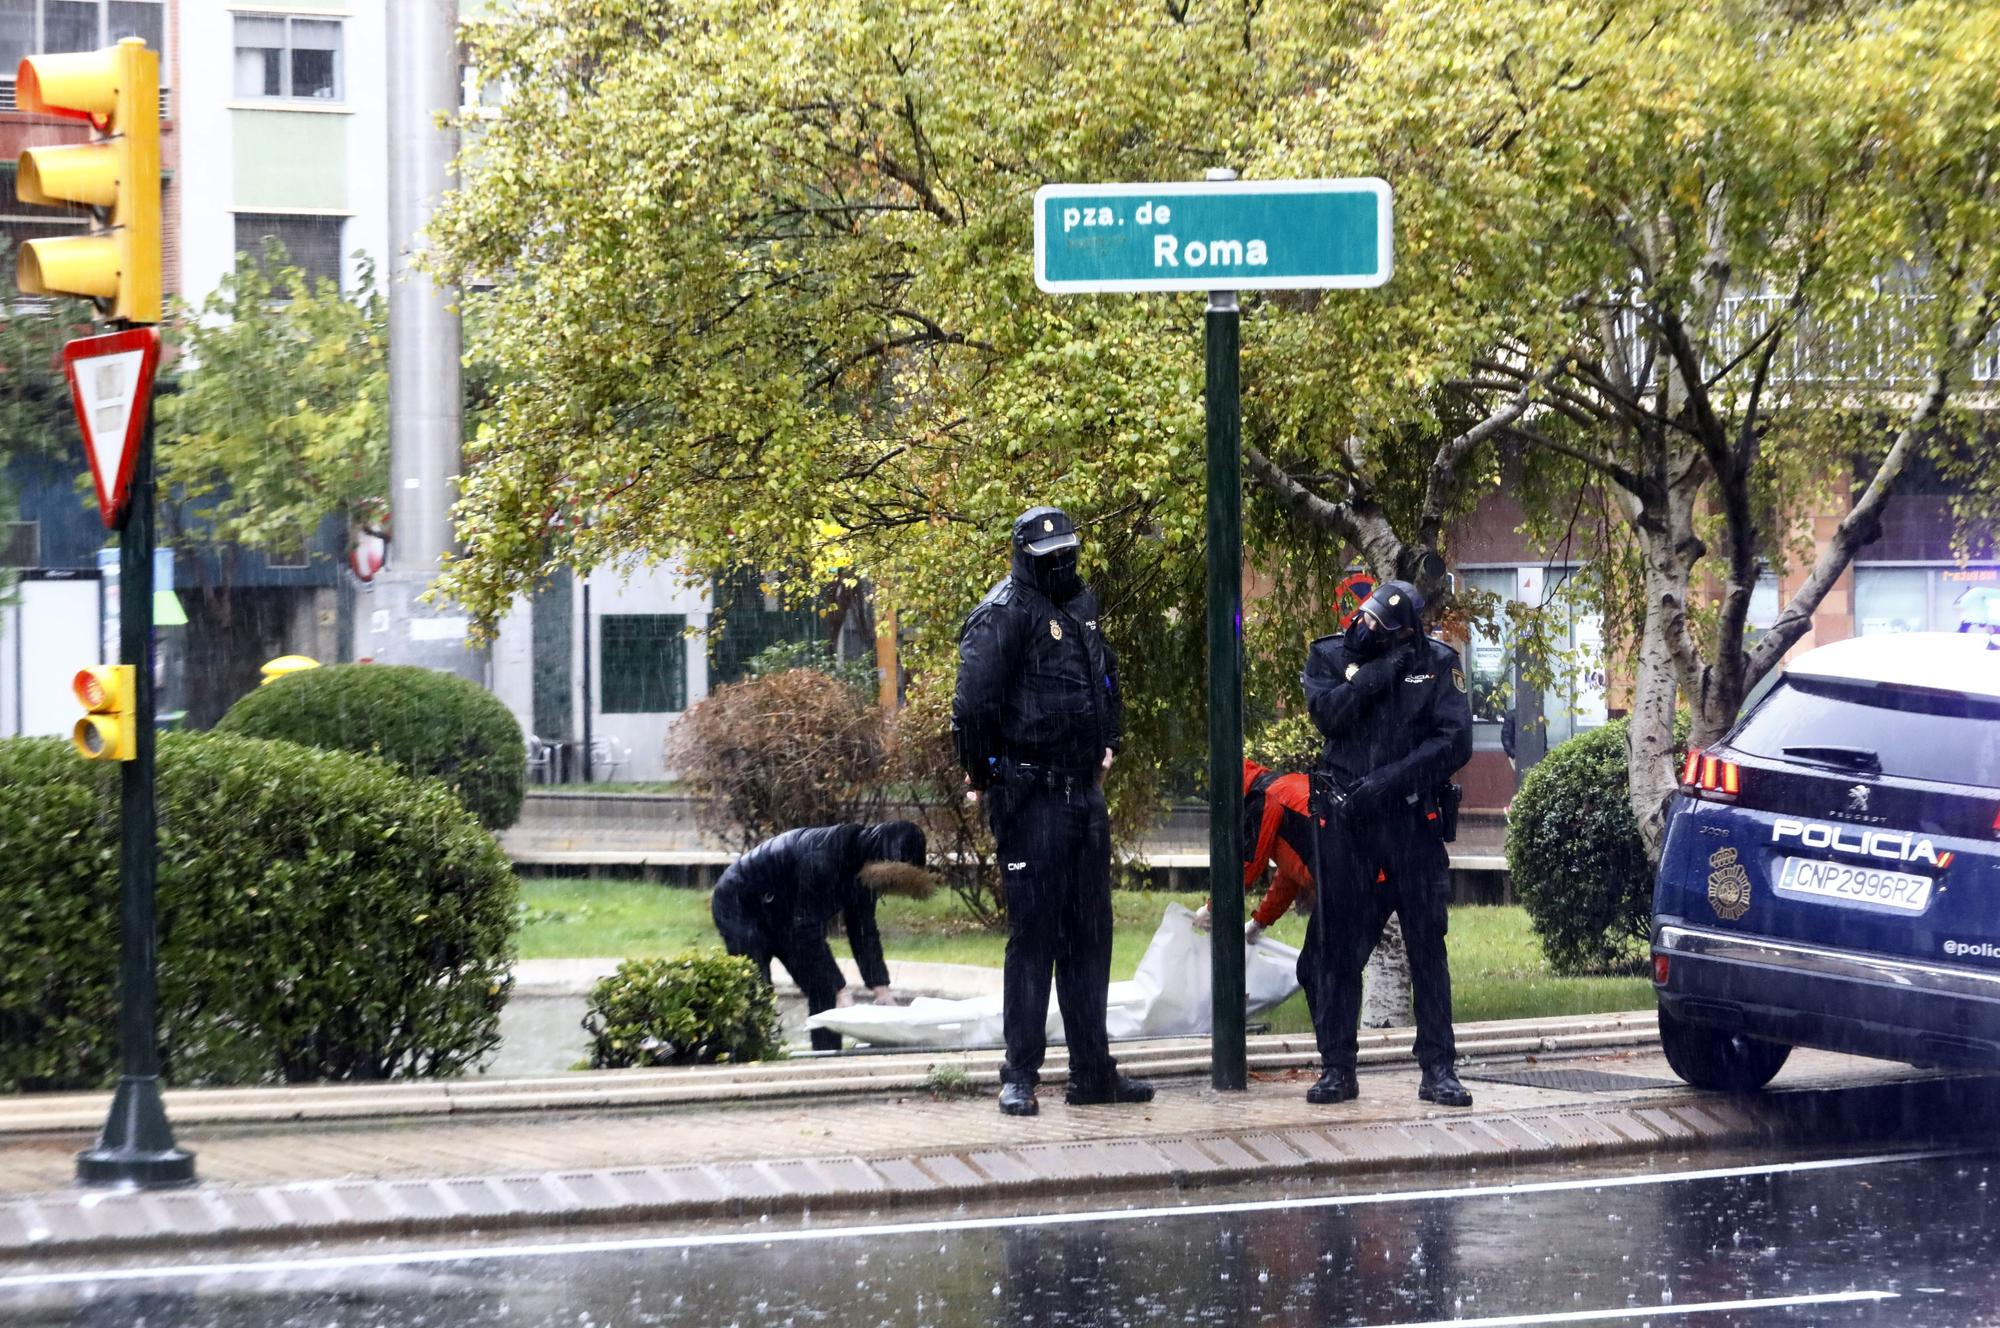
[1658,1005,1791,1093]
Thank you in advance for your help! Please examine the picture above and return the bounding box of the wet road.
[4,1148,1997,1326]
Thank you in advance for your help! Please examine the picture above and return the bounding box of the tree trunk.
[1626,560,1688,862]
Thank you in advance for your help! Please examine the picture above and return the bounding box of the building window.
[233,14,341,102]
[1,520,38,567]
[234,212,344,293]
[1853,567,1929,636]
[600,614,688,714]
[1854,564,2000,634]
[0,1,165,74]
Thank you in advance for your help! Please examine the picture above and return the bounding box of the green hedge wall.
[0,733,519,1092]
[215,663,526,830]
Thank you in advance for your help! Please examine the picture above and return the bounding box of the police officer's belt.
[1001,759,1095,788]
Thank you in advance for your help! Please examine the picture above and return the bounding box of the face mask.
[1032,549,1083,603]
[1344,616,1386,660]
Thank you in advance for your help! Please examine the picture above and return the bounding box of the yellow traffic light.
[14,39,161,324]
[72,665,136,761]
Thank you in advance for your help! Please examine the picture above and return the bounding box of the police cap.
[1358,579,1426,634]
[1013,506,1080,557]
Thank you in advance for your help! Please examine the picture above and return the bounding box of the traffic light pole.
[1206,179,1247,1093]
[76,406,194,1189]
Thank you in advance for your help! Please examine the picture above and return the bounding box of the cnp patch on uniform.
[1049,619,1063,640]
[1450,668,1467,693]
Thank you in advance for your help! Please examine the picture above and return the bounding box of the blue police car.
[1651,631,2000,1090]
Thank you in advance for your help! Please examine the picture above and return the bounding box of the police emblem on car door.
[1707,846,1752,921]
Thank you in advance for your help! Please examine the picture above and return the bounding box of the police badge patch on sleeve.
[1049,620,1063,640]
[1450,668,1467,692]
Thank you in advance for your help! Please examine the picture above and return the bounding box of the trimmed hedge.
[583,952,784,1068]
[1506,717,1686,976]
[0,734,518,1092]
[215,663,526,830]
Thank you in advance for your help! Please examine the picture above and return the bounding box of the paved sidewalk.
[0,1013,1986,1261]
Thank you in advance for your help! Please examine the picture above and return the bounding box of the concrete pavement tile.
[473,1175,535,1215]
[1237,1133,1307,1167]
[269,1182,342,1229]
[1277,1129,1345,1164]
[755,1159,837,1197]
[318,1183,409,1229]
[1309,1125,1394,1164]
[1154,1139,1230,1176]
[1059,1140,1168,1179]
[139,1190,227,1238]
[67,1193,166,1242]
[530,1172,590,1213]
[1547,1113,1629,1149]
[1012,1146,1083,1185]
[1471,1117,1551,1152]
[868,1157,939,1197]
[379,1179,460,1222]
[1399,1122,1475,1158]
[641,1165,721,1207]
[1633,1107,1698,1141]
[1510,1113,1592,1151]
[1591,1110,1661,1145]
[804,1157,887,1197]
[711,1161,787,1201]
[0,1203,41,1250]
[1432,1120,1509,1157]
[1192,1136,1261,1170]
[1672,1100,1758,1136]
[436,1177,499,1216]
[964,1150,1037,1186]
[557,1171,640,1209]
[913,1154,985,1189]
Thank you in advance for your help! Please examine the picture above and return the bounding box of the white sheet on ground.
[806,902,1301,1048]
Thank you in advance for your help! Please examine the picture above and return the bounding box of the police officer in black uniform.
[953,506,1155,1117]
[709,820,927,1052]
[1300,579,1475,1107]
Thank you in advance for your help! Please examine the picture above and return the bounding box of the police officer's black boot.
[1305,1067,1359,1104]
[1418,1063,1473,1107]
[1065,1073,1155,1106]
[999,1082,1039,1116]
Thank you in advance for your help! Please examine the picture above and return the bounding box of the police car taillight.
[1680,749,1740,797]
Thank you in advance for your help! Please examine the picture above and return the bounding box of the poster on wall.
[1570,613,1609,729]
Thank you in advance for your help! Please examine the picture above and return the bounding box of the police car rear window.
[1731,679,2000,789]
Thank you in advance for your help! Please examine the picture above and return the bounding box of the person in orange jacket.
[1194,759,1317,943]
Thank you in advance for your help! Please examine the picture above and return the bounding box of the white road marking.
[1389,1289,1897,1326]
[0,1148,1965,1292]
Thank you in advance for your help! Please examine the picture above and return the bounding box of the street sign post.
[63,327,160,529]
[1035,173,1393,1092]
[16,40,192,1189]
[1033,178,1392,294]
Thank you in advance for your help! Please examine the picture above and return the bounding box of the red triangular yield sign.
[61,327,162,530]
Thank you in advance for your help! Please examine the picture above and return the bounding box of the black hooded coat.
[709,822,926,990]
[952,515,1124,783]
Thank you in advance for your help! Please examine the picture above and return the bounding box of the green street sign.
[1033,178,1392,294]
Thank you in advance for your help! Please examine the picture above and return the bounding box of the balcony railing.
[1615,292,2000,388]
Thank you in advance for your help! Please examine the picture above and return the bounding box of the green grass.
[513,880,1653,1027]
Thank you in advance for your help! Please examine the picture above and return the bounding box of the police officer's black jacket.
[1302,634,1473,806]
[710,823,924,989]
[953,545,1124,782]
